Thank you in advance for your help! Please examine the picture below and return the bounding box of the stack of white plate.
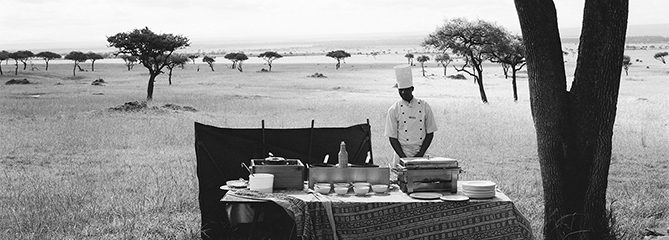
[462,181,496,199]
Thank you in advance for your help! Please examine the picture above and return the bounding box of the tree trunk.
[420,63,425,76]
[474,64,488,103]
[0,63,3,75]
[45,60,50,71]
[336,60,340,70]
[237,62,242,72]
[502,64,510,79]
[147,73,157,101]
[21,61,27,70]
[72,63,77,76]
[209,63,215,71]
[14,60,18,75]
[512,68,518,101]
[269,63,272,71]
[475,75,488,103]
[91,61,96,72]
[515,0,628,239]
[168,68,173,85]
[442,65,447,76]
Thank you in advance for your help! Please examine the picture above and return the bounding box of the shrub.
[447,74,467,80]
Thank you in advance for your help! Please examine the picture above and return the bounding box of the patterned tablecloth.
[222,181,534,240]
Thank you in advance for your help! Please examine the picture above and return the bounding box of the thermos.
[338,141,348,168]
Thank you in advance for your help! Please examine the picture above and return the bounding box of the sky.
[0,0,667,50]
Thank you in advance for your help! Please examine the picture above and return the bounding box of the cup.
[248,173,274,193]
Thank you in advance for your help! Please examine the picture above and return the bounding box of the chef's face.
[398,87,414,102]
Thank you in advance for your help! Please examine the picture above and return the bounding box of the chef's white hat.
[394,65,413,89]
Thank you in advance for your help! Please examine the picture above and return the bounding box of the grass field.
[0,52,667,239]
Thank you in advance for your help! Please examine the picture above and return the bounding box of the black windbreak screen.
[194,122,372,239]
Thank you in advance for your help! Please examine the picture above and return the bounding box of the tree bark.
[91,61,96,72]
[268,63,272,71]
[72,63,77,76]
[45,60,50,71]
[515,0,628,239]
[14,60,18,75]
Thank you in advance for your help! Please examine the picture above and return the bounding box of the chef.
[384,65,438,165]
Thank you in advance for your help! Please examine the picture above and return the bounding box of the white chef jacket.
[384,98,438,165]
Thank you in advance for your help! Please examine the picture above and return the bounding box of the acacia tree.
[435,53,452,76]
[326,50,351,70]
[165,54,189,85]
[258,51,283,71]
[622,55,632,76]
[654,51,668,64]
[188,54,199,64]
[489,34,527,102]
[404,53,414,66]
[35,51,61,71]
[235,53,248,72]
[107,27,190,101]
[86,52,104,72]
[10,50,34,73]
[416,55,430,77]
[0,51,9,75]
[515,0,628,239]
[119,55,138,71]
[202,56,215,71]
[423,18,507,103]
[64,51,88,76]
[223,53,239,69]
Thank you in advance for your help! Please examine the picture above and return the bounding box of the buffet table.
[221,181,533,240]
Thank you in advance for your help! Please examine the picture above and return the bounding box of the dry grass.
[0,52,667,239]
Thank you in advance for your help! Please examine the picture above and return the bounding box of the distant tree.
[434,53,452,76]
[622,55,632,76]
[423,18,507,103]
[654,51,668,64]
[326,50,351,70]
[404,53,414,66]
[489,34,527,102]
[0,50,9,75]
[86,52,104,72]
[119,55,138,71]
[107,27,190,101]
[202,55,216,71]
[64,51,88,76]
[35,51,61,71]
[235,53,248,72]
[416,55,430,76]
[188,54,199,64]
[224,53,239,69]
[258,51,283,71]
[10,50,34,72]
[165,54,189,85]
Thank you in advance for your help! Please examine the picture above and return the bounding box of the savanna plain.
[0,50,667,239]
